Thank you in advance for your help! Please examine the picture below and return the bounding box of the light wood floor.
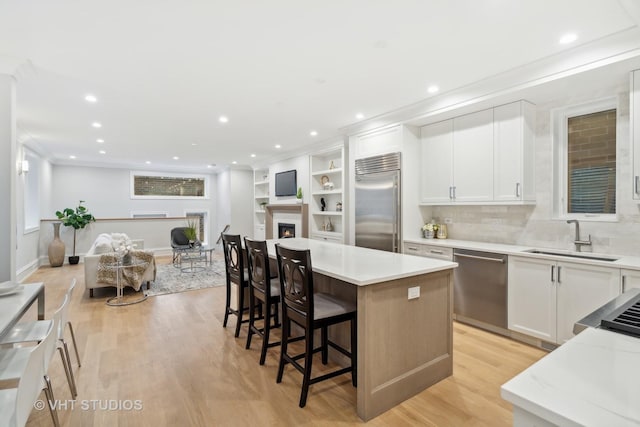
[19,256,546,426]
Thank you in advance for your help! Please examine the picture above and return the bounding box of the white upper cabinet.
[351,125,402,160]
[632,70,640,200]
[420,120,453,203]
[493,101,535,202]
[453,109,494,202]
[420,100,536,205]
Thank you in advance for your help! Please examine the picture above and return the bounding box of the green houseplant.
[184,218,198,246]
[56,200,96,264]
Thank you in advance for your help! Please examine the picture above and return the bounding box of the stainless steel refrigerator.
[355,152,401,252]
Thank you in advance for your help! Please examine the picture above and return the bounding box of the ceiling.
[1,0,640,173]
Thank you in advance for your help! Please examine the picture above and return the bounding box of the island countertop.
[267,238,457,286]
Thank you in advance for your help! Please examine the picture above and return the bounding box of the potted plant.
[296,187,303,203]
[184,218,198,246]
[56,200,96,264]
[259,201,268,211]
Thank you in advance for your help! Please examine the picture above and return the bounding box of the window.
[131,171,208,199]
[553,98,618,220]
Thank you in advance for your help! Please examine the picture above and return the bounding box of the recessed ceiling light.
[219,116,229,123]
[85,94,97,103]
[91,122,102,128]
[191,143,198,146]
[559,33,577,44]
[355,113,364,120]
[250,154,256,158]
[207,164,216,168]
[310,130,318,137]
[232,161,237,165]
[145,161,151,164]
[427,85,439,94]
[69,155,76,159]
[173,156,179,160]
[96,139,104,143]
[99,150,106,154]
[275,144,281,149]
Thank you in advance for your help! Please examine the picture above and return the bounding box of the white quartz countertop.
[267,238,457,286]
[501,327,640,426]
[404,237,640,270]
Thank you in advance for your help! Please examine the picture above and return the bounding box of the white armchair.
[84,234,156,297]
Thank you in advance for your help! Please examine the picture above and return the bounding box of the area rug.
[146,254,226,297]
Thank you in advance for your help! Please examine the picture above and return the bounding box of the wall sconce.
[19,160,29,175]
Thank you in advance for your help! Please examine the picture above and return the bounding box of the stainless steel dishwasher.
[453,249,508,333]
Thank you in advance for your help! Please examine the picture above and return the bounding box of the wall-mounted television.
[275,169,297,196]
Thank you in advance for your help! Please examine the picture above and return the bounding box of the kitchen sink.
[524,249,619,262]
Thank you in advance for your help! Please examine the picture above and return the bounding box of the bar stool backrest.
[276,244,313,323]
[244,238,271,298]
[221,234,245,285]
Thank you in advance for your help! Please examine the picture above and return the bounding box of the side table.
[106,260,148,306]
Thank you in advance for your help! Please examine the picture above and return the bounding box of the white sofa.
[84,233,156,297]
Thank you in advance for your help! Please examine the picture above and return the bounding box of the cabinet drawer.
[312,233,342,244]
[404,242,425,256]
[422,245,453,261]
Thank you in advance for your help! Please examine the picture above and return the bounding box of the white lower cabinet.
[622,269,640,291]
[509,256,620,345]
[403,241,453,261]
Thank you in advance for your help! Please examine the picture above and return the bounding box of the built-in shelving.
[309,146,345,243]
[253,168,269,240]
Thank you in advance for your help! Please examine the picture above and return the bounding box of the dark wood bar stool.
[221,233,251,337]
[244,238,281,365]
[275,244,357,408]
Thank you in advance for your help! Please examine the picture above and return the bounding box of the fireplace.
[278,223,296,238]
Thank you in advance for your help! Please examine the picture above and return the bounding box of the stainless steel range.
[574,288,640,337]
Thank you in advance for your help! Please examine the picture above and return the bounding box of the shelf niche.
[265,204,309,239]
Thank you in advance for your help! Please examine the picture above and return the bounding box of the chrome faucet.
[566,220,592,252]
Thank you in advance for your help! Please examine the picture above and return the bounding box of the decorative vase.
[48,222,65,267]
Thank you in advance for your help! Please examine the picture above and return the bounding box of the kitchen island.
[266,238,457,421]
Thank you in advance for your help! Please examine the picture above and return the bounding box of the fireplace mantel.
[264,203,309,239]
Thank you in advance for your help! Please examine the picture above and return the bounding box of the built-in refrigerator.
[354,152,401,252]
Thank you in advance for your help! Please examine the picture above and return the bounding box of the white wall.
[229,169,254,238]
[268,155,309,205]
[0,74,16,281]
[425,82,640,256]
[216,169,231,239]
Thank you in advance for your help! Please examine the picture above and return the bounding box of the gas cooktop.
[600,296,640,338]
[574,288,640,337]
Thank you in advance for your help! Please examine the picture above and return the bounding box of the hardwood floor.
[20,256,546,426]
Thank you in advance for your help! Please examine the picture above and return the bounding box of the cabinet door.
[508,257,557,342]
[494,102,523,201]
[420,120,454,203]
[555,262,620,344]
[621,269,640,292]
[453,109,494,202]
[353,126,402,160]
[633,70,640,200]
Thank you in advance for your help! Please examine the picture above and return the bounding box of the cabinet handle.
[622,275,627,293]
[449,186,453,199]
[557,266,562,284]
[551,265,555,283]
[407,246,419,251]
[636,176,639,195]
[453,186,457,199]
[429,249,444,254]
[516,182,521,198]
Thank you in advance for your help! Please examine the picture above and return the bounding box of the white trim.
[552,96,619,221]
[130,170,210,200]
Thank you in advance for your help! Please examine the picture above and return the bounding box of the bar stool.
[221,233,250,337]
[244,238,281,365]
[275,244,357,408]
